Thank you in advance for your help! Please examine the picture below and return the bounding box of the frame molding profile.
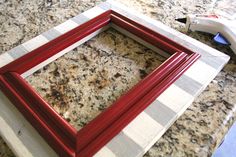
[0,1,230,157]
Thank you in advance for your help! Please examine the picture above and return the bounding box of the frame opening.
[25,27,167,131]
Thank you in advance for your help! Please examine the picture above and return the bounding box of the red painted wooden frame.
[0,10,200,157]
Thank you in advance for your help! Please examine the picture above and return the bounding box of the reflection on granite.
[26,28,165,130]
[0,0,236,156]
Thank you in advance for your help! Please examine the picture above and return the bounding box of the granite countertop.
[0,0,236,157]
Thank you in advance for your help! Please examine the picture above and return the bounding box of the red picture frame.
[0,10,200,157]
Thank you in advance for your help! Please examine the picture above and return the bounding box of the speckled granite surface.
[0,0,236,157]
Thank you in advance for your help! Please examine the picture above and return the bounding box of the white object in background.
[177,14,236,54]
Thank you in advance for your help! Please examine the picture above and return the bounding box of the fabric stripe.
[71,14,89,25]
[22,35,49,51]
[54,20,78,34]
[107,132,143,157]
[8,45,28,59]
[42,28,61,41]
[145,100,177,126]
[94,147,116,157]
[122,112,164,149]
[157,84,194,113]
[82,6,106,19]
[174,74,203,96]
[184,60,217,85]
[199,56,229,70]
[98,2,111,10]
[0,53,14,68]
